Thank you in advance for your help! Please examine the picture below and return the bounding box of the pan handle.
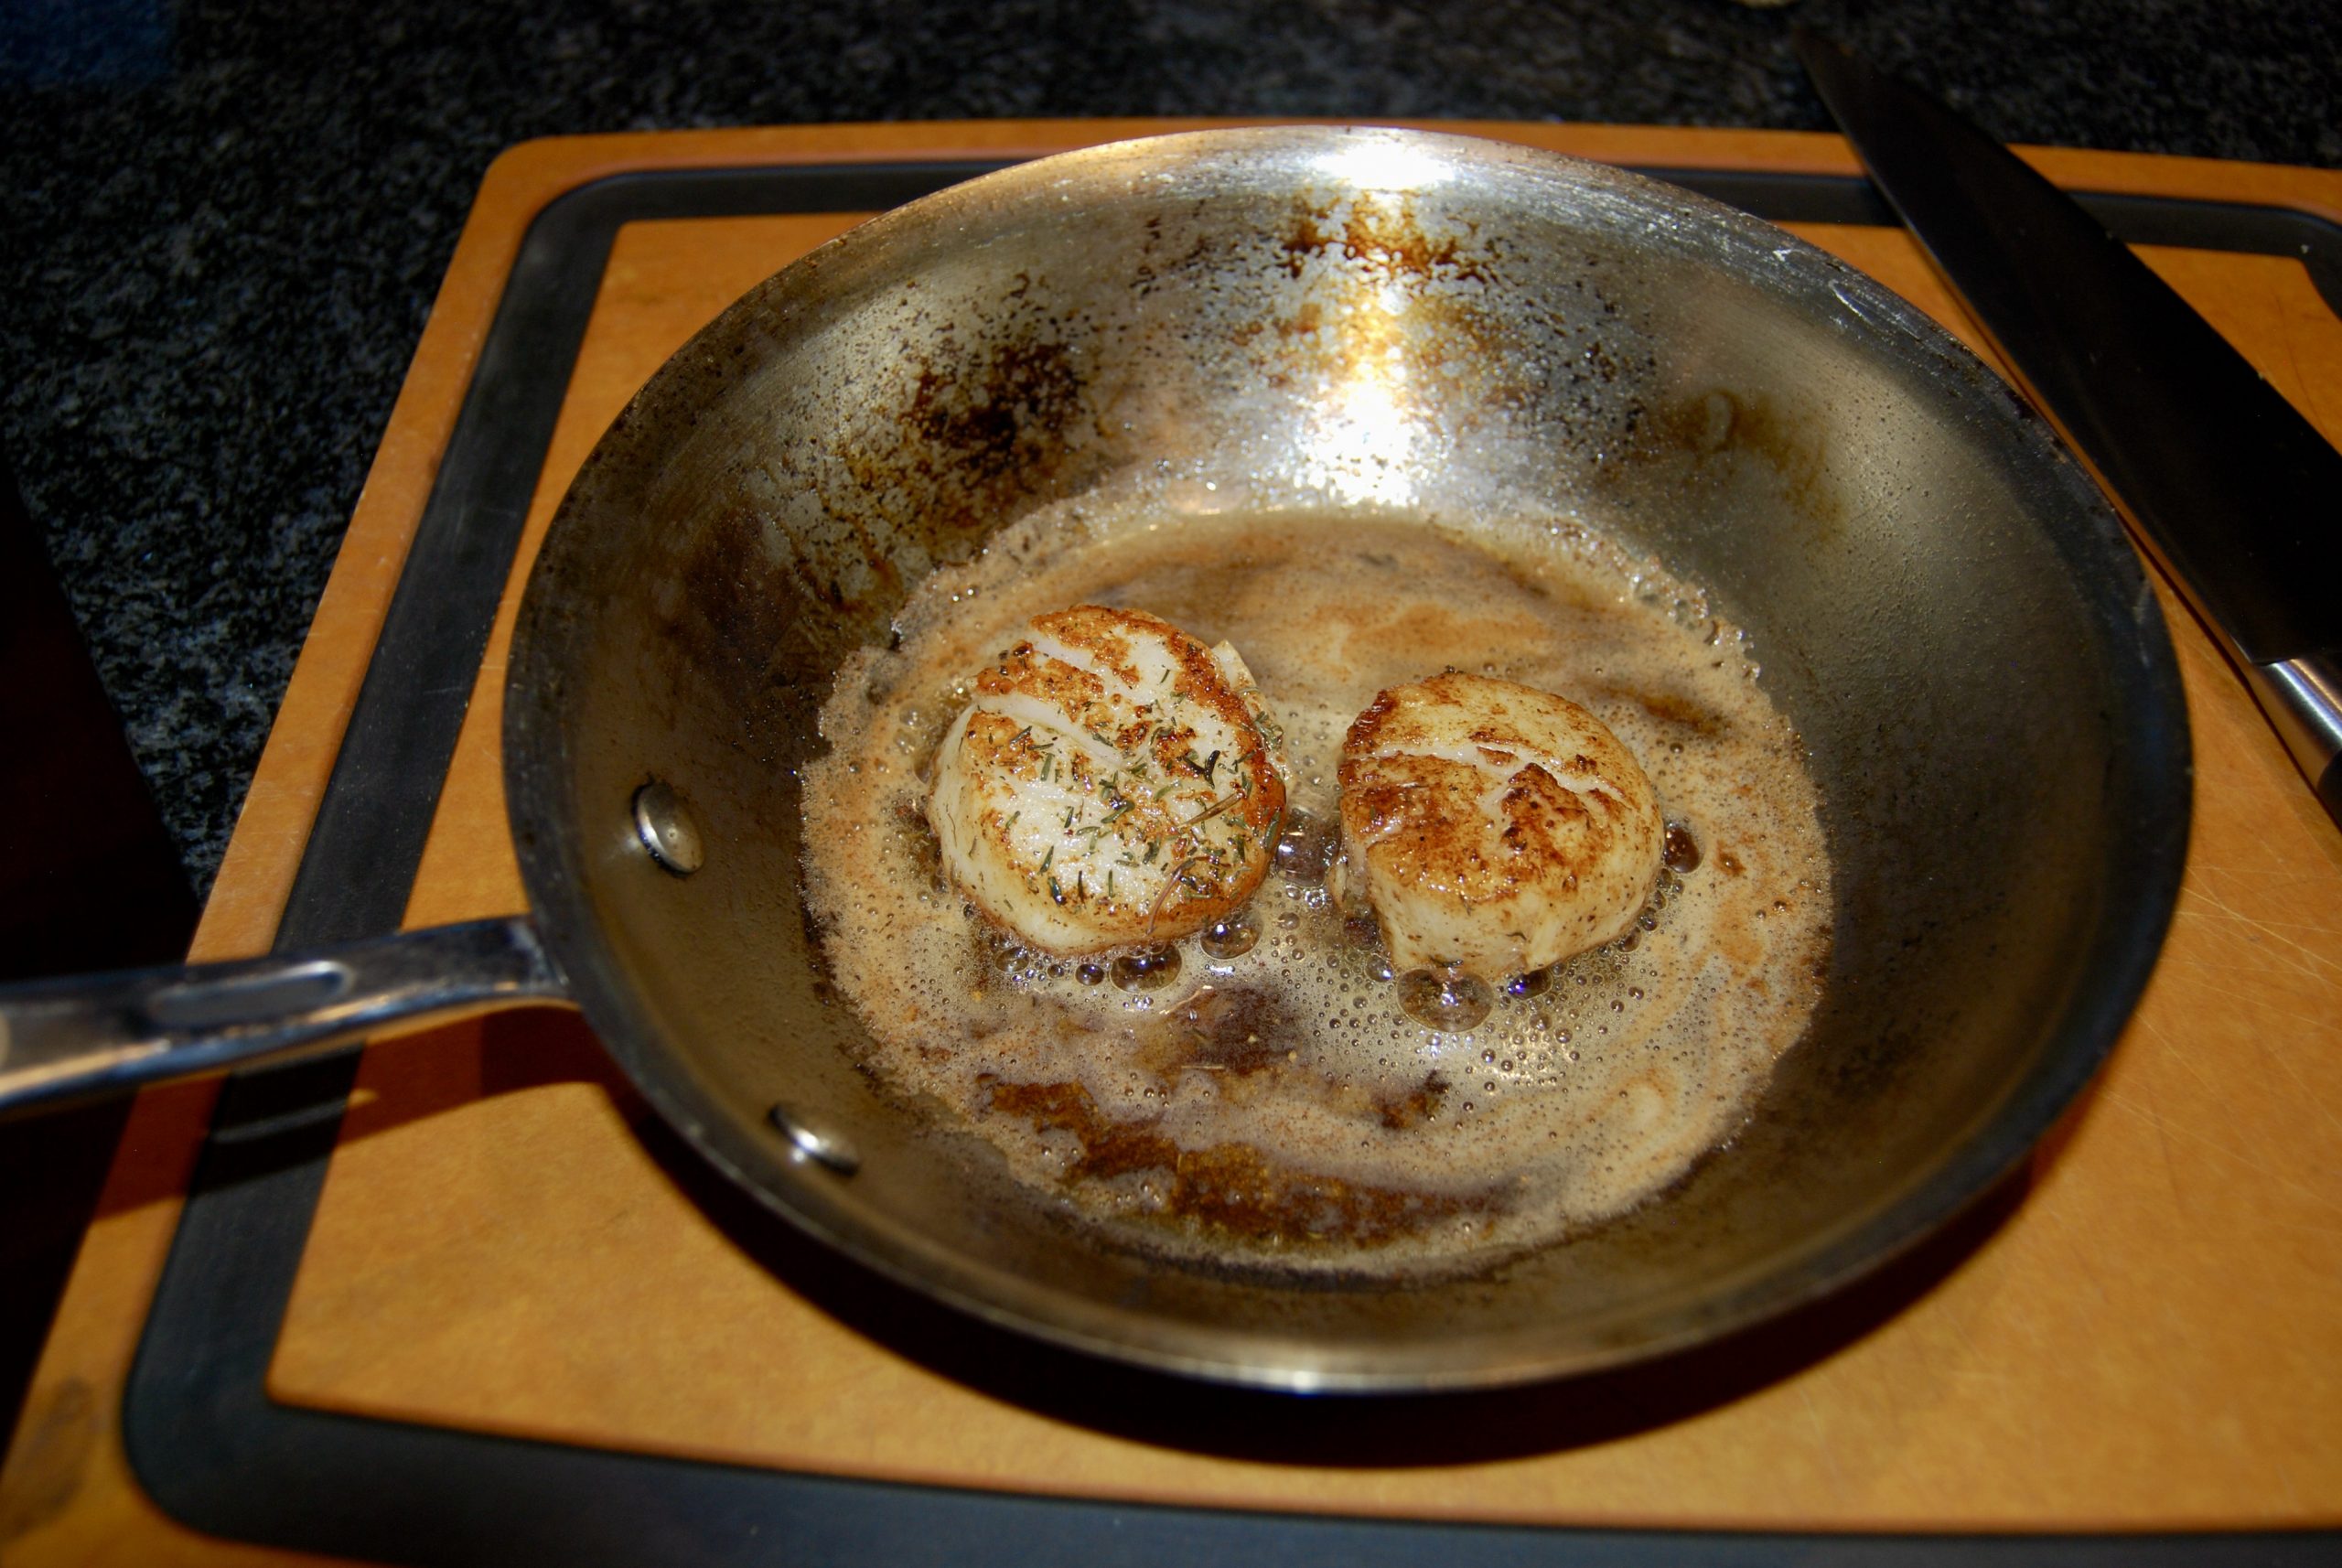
[0,917,566,1120]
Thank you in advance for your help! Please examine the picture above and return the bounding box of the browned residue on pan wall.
[904,337,1086,491]
[647,290,1110,734]
[1278,190,1495,285]
[1254,187,1656,466]
[663,505,864,738]
[839,320,1098,544]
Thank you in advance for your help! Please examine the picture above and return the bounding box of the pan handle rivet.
[769,1103,861,1176]
[632,780,704,875]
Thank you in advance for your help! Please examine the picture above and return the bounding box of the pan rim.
[502,124,2192,1392]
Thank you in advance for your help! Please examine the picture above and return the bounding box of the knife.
[1794,31,2342,827]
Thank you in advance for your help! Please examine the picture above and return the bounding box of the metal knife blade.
[1794,30,2342,825]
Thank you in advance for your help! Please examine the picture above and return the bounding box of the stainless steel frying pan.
[0,127,2189,1391]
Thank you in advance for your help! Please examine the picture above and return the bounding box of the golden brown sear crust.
[973,640,1110,725]
[1338,671,1663,977]
[1027,603,1142,686]
[929,605,1286,953]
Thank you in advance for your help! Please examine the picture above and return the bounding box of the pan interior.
[506,127,2185,1390]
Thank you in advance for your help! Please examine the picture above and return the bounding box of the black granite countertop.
[4,0,2337,898]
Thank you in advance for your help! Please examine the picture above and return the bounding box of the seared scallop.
[929,605,1286,954]
[1336,672,1663,980]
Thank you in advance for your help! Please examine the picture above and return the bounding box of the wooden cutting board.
[5,121,2340,1563]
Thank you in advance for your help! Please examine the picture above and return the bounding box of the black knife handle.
[1794,29,2342,668]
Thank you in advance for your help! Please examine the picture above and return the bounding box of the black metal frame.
[116,156,2342,1566]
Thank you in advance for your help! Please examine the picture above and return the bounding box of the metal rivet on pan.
[632,780,704,875]
[768,1103,861,1176]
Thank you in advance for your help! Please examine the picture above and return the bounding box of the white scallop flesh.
[928,605,1286,954]
[1336,671,1664,980]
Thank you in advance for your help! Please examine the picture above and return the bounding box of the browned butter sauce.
[800,499,1832,1278]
